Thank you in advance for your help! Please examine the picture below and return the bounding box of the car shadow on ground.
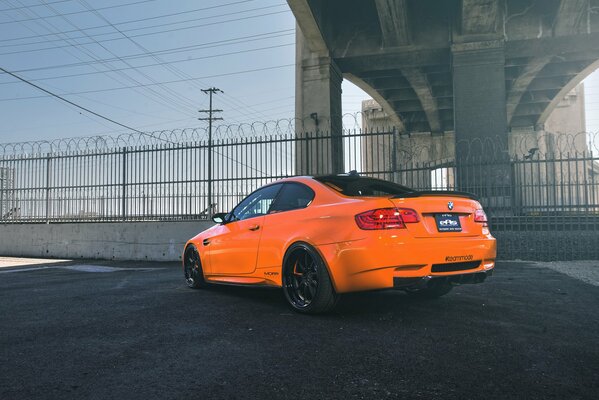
[197,281,449,317]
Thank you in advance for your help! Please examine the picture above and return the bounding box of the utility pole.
[198,87,223,219]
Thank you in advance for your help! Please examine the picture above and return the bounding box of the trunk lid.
[389,192,483,238]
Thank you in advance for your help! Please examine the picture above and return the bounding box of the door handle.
[203,238,211,246]
[248,225,260,231]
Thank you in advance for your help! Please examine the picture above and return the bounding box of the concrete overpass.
[289,0,599,170]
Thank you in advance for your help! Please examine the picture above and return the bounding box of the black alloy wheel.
[282,243,338,314]
[184,245,206,289]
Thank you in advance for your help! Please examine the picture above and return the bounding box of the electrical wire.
[76,0,292,123]
[0,66,165,140]
[2,1,295,123]
[6,0,199,116]
[8,30,294,72]
[0,9,292,51]
[0,64,295,102]
[0,43,294,86]
[0,0,75,11]
[0,4,286,45]
[38,0,201,113]
[0,0,244,25]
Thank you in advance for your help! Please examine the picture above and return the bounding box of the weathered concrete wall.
[2,220,597,263]
[0,221,213,262]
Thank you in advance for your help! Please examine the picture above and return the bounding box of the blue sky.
[0,0,596,144]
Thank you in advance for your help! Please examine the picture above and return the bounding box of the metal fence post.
[391,127,399,183]
[45,154,51,223]
[305,132,311,175]
[122,147,127,221]
[208,135,213,220]
[0,167,4,221]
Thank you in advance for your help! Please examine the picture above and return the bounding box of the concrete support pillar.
[452,40,512,214]
[295,27,343,175]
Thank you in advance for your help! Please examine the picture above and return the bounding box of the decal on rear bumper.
[445,255,474,262]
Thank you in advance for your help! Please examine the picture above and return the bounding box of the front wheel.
[282,243,339,314]
[183,245,206,289]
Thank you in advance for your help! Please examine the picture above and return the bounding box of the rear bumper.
[394,269,493,290]
[317,235,496,293]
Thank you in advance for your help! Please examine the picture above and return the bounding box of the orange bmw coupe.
[184,173,496,314]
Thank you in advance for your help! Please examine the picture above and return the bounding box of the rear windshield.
[315,176,415,197]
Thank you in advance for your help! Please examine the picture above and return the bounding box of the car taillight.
[474,209,488,226]
[397,208,419,223]
[355,208,419,230]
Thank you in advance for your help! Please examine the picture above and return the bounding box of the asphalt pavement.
[1,258,598,400]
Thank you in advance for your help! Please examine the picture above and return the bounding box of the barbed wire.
[0,112,598,158]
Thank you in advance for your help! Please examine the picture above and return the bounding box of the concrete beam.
[506,32,599,58]
[460,0,500,35]
[510,115,537,128]
[385,89,419,102]
[397,112,429,123]
[519,91,555,104]
[512,103,548,117]
[527,76,571,91]
[506,3,596,127]
[345,73,405,131]
[335,47,449,72]
[366,76,412,90]
[452,39,509,168]
[506,56,552,124]
[374,0,411,47]
[553,0,589,36]
[537,59,599,126]
[295,28,344,174]
[287,0,328,55]
[400,67,442,133]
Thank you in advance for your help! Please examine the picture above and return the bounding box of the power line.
[6,1,292,125]
[0,0,240,25]
[75,0,219,115]
[0,9,291,52]
[4,1,293,123]
[0,4,285,44]
[0,64,295,102]
[0,66,167,140]
[77,0,237,124]
[36,0,201,114]
[0,43,294,86]
[6,29,294,72]
[0,0,74,11]
[6,0,197,117]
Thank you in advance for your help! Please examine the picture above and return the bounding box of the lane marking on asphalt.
[0,257,72,269]
[0,264,164,274]
[0,266,57,274]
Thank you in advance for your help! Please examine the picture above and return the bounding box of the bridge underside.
[290,0,599,136]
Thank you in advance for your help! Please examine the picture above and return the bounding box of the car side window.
[269,183,315,213]
[229,184,282,221]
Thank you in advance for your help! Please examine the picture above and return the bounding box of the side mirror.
[211,212,228,224]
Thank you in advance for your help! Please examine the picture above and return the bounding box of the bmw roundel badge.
[448,201,454,210]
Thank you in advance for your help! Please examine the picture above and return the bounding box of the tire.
[282,243,339,314]
[407,279,453,298]
[183,245,206,289]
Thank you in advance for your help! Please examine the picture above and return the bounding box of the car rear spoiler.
[393,190,479,201]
